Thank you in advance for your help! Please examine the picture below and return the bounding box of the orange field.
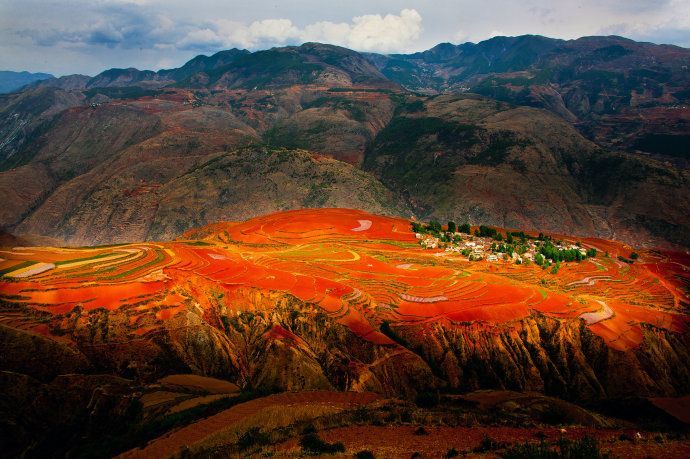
[0,208,688,351]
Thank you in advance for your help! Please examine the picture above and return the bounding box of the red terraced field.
[0,208,688,351]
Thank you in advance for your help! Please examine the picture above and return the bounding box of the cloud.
[178,9,423,53]
[21,3,181,50]
[324,8,423,53]
[178,28,224,50]
[597,0,690,47]
[599,0,672,13]
[3,0,689,76]
[24,5,423,55]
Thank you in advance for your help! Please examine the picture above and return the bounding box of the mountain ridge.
[0,70,54,94]
[0,36,688,249]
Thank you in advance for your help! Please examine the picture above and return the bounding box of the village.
[413,220,596,271]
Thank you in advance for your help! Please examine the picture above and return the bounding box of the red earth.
[1,208,688,351]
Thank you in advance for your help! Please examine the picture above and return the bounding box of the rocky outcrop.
[387,315,690,402]
[12,284,688,403]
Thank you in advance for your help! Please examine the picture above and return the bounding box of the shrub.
[237,427,270,450]
[501,441,557,459]
[445,447,460,458]
[355,451,375,459]
[299,433,345,455]
[302,423,317,434]
[428,220,442,232]
[618,433,633,442]
[557,436,606,458]
[415,390,440,408]
[474,435,506,452]
[501,436,607,459]
[540,404,569,425]
[630,252,639,260]
[447,221,457,233]
[414,426,429,436]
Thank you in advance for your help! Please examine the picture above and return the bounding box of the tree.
[506,232,514,244]
[630,252,639,260]
[586,248,597,258]
[478,225,498,238]
[459,223,471,234]
[428,220,442,233]
[535,253,546,266]
[447,221,456,233]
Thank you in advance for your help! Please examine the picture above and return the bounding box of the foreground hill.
[1,209,688,394]
[1,209,688,455]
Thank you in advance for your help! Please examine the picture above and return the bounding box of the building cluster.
[416,231,588,266]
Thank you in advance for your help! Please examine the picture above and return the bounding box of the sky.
[1,0,689,76]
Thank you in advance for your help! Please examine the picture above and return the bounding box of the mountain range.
[1,35,688,248]
[0,70,54,94]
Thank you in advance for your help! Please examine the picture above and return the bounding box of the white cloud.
[249,19,301,43]
[178,9,423,53]
[302,21,352,46]
[178,28,224,50]
[453,30,469,43]
[344,9,423,52]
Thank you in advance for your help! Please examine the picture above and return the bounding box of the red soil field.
[119,390,380,458]
[1,208,688,351]
[273,425,690,459]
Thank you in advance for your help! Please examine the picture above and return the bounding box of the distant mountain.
[0,38,688,248]
[0,70,54,93]
[368,35,690,155]
[60,43,393,92]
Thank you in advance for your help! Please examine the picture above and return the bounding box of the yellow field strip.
[7,262,56,278]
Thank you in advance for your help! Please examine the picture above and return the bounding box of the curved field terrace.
[1,208,687,352]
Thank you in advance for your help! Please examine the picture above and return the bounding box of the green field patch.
[54,252,119,266]
[105,249,167,280]
[68,243,130,249]
[182,241,213,246]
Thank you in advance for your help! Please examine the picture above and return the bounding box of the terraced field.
[0,208,688,353]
